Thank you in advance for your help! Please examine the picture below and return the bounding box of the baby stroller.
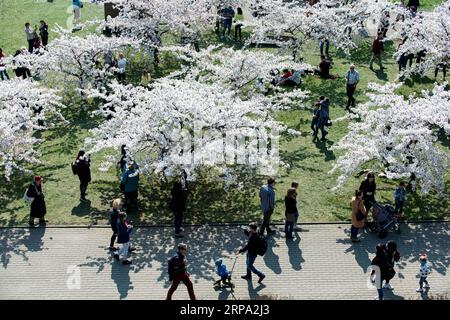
[368,202,401,238]
[213,257,237,291]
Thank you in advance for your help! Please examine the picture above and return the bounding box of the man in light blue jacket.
[259,177,276,236]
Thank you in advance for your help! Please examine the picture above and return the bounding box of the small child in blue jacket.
[215,258,232,287]
[394,182,406,216]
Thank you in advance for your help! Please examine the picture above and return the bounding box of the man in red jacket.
[369,34,384,71]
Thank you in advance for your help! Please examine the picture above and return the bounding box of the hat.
[215,258,223,266]
[419,253,427,261]
[34,176,42,182]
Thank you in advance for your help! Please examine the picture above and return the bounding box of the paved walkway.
[0,223,449,300]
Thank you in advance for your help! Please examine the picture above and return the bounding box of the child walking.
[416,253,431,292]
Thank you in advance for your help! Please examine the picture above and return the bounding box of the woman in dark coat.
[27,176,47,226]
[359,171,376,213]
[371,243,389,300]
[384,240,401,290]
[74,150,91,201]
[284,187,297,240]
[170,180,188,238]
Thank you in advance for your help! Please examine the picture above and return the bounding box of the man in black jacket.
[74,150,91,201]
[167,243,196,300]
[238,222,266,283]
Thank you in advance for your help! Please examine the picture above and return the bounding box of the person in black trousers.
[27,176,47,226]
[109,198,121,251]
[371,243,389,300]
[39,20,49,47]
[74,150,91,201]
[284,188,298,239]
[238,222,265,283]
[359,171,376,213]
[169,178,188,238]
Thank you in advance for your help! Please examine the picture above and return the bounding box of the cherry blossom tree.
[85,73,306,182]
[392,1,450,78]
[35,26,137,100]
[331,82,450,194]
[246,0,391,58]
[0,79,65,180]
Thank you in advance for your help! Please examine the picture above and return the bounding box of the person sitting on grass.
[277,69,303,87]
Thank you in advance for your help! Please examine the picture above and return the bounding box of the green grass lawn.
[0,1,448,226]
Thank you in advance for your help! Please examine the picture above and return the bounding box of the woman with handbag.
[383,240,401,290]
[284,188,298,240]
[350,190,367,242]
[26,176,47,226]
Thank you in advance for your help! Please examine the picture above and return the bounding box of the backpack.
[167,255,178,280]
[71,161,78,175]
[256,234,268,256]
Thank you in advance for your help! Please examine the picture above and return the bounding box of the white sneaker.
[374,296,380,300]
[383,283,393,290]
[416,287,424,292]
[423,283,430,289]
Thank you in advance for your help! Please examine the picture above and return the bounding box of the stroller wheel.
[378,230,388,239]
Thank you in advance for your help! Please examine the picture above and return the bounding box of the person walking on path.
[384,240,401,290]
[26,176,47,226]
[39,21,49,47]
[0,48,10,81]
[284,188,298,240]
[416,253,431,293]
[394,182,406,217]
[359,171,377,214]
[109,198,122,251]
[73,150,91,201]
[121,161,140,212]
[169,180,188,238]
[113,212,134,265]
[24,23,35,53]
[369,34,384,71]
[238,222,266,283]
[345,64,359,110]
[350,190,367,242]
[317,96,330,141]
[259,178,276,236]
[371,243,390,300]
[167,243,197,300]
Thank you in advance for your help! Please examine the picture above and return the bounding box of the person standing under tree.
[121,161,139,212]
[72,0,83,27]
[117,53,127,83]
[345,64,359,110]
[359,171,377,214]
[369,34,384,71]
[39,21,49,47]
[169,179,188,238]
[73,150,91,202]
[167,243,196,300]
[259,177,276,236]
[26,176,47,226]
[24,23,35,53]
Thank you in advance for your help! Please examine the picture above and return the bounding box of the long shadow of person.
[263,236,281,274]
[337,237,371,273]
[313,138,335,161]
[247,279,266,300]
[287,235,304,271]
[111,261,134,300]
[23,226,46,253]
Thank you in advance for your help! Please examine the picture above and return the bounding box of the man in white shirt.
[345,64,360,110]
[24,23,35,53]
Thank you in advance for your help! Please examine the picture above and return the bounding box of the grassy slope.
[0,1,448,226]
